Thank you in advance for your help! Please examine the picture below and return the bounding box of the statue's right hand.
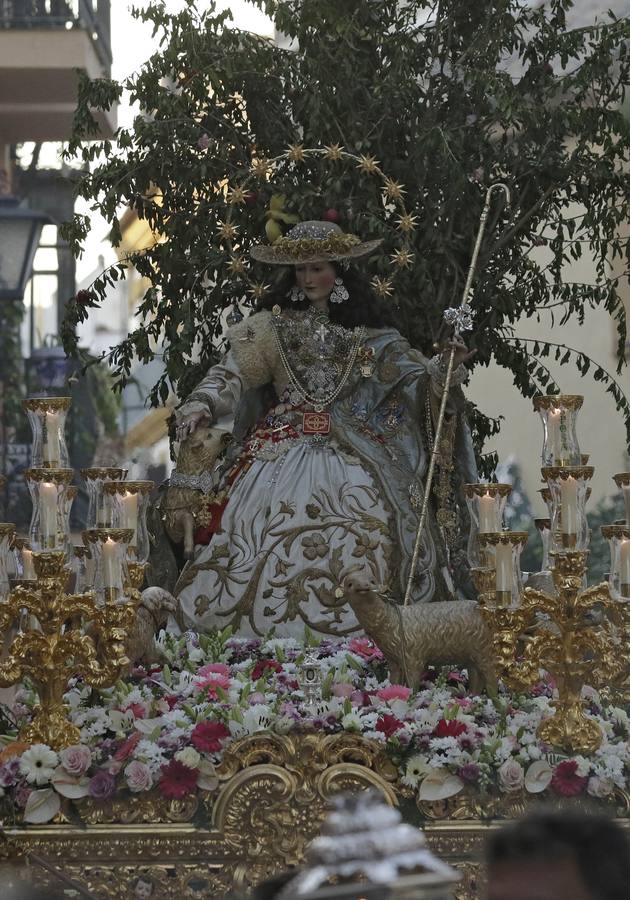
[175,410,211,441]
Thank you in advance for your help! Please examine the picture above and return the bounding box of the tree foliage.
[61,0,630,469]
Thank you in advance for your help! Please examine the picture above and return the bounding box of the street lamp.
[0,196,51,301]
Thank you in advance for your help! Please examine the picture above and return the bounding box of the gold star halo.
[226,185,248,205]
[396,212,419,234]
[227,255,247,275]
[371,276,394,298]
[251,157,272,179]
[216,220,238,241]
[357,154,380,175]
[248,281,270,300]
[323,143,344,161]
[383,177,406,200]
[286,144,306,163]
[391,248,415,269]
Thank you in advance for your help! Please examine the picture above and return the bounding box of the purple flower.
[0,759,21,787]
[14,783,32,807]
[459,763,481,783]
[88,769,116,800]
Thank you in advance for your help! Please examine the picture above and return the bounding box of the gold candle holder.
[0,550,135,749]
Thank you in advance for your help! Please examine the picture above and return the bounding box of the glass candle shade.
[72,545,92,594]
[478,531,528,609]
[534,395,583,467]
[0,524,16,600]
[11,536,36,583]
[612,473,630,526]
[463,483,512,567]
[601,525,630,600]
[542,466,593,553]
[82,528,133,604]
[23,397,71,469]
[80,468,128,529]
[102,481,153,563]
[26,468,74,551]
[534,517,552,572]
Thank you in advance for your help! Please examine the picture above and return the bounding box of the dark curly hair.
[257,262,399,330]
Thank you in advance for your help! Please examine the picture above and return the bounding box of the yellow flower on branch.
[383,178,406,200]
[286,143,306,162]
[371,276,394,298]
[357,154,380,175]
[396,212,419,234]
[391,248,415,268]
[324,143,344,161]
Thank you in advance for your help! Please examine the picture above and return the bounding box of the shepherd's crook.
[403,183,511,606]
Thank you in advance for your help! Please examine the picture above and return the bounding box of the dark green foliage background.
[61,0,630,471]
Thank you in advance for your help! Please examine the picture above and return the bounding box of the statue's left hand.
[442,339,477,368]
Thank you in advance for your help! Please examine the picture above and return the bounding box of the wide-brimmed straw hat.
[250,220,382,265]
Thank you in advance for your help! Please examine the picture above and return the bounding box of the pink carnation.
[199,673,231,698]
[347,637,384,662]
[197,663,230,678]
[59,744,92,777]
[376,685,412,702]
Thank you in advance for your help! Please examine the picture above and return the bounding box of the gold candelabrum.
[469,394,629,757]
[0,397,153,750]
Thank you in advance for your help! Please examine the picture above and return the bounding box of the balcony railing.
[0,0,111,72]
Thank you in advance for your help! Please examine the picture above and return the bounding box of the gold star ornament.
[396,213,419,234]
[248,281,270,301]
[286,144,306,163]
[324,143,344,161]
[357,154,380,175]
[251,157,272,180]
[216,220,238,241]
[226,186,248,205]
[383,178,406,200]
[227,255,247,275]
[391,248,415,269]
[371,276,394,298]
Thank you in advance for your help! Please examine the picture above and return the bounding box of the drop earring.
[329,276,349,304]
[288,286,306,303]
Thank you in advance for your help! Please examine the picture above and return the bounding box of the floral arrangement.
[1,630,628,824]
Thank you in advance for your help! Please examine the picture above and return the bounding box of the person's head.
[252,220,398,330]
[132,875,154,899]
[486,809,630,900]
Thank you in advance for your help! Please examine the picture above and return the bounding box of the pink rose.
[125,760,153,793]
[498,759,524,793]
[59,745,92,777]
[376,685,412,703]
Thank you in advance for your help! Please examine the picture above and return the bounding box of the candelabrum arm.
[0,631,49,686]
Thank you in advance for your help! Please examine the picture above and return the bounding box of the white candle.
[495,543,513,592]
[43,412,60,465]
[623,487,630,527]
[120,492,138,546]
[560,476,579,536]
[547,409,561,461]
[478,493,497,533]
[39,482,58,547]
[101,538,119,589]
[22,548,35,580]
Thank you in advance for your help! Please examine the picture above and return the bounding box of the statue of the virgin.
[169,220,477,637]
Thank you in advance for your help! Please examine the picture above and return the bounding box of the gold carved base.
[3,734,629,899]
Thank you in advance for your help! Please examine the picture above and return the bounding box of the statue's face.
[134,879,153,899]
[294,262,337,305]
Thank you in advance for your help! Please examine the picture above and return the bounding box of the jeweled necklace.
[271,306,365,434]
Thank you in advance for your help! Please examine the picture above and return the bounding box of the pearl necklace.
[271,311,366,412]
